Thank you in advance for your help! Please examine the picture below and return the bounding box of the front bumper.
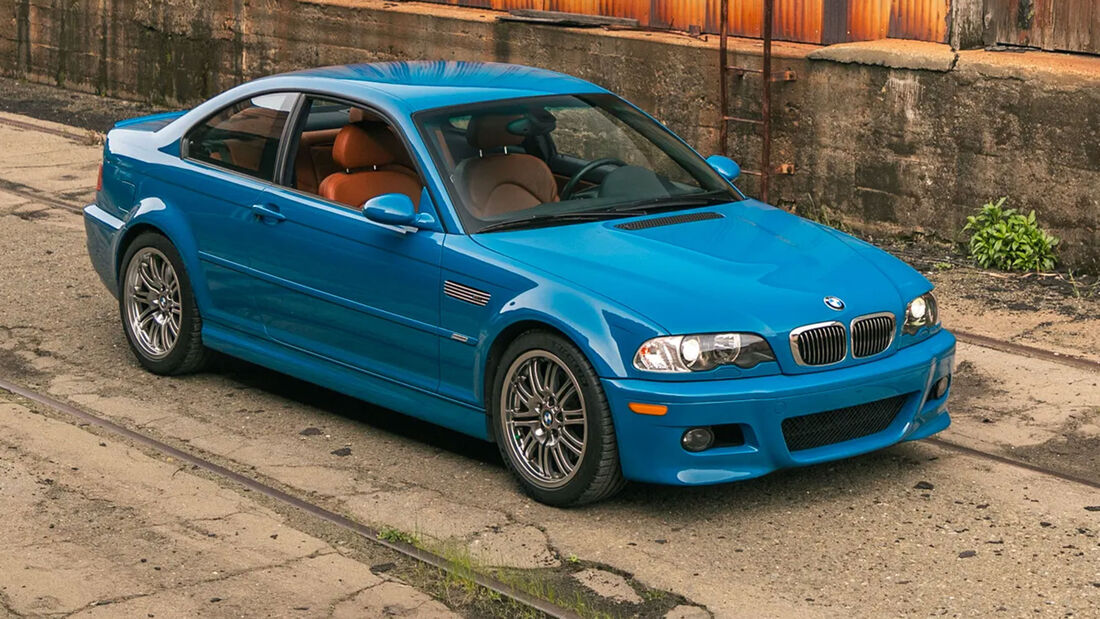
[603,329,955,485]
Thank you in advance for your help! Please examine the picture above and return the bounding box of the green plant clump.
[963,198,1059,272]
[377,526,419,546]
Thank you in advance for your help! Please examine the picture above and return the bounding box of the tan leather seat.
[453,115,558,218]
[318,124,422,209]
[295,128,341,195]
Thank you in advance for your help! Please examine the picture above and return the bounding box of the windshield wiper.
[613,191,735,213]
[476,210,632,233]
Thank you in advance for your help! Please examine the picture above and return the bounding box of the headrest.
[348,108,369,123]
[466,115,526,150]
[332,124,394,170]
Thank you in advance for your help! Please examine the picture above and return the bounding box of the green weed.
[963,198,1058,272]
[377,526,419,546]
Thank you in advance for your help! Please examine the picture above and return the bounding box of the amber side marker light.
[96,164,103,192]
[628,402,668,416]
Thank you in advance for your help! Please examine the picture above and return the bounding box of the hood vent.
[615,211,724,231]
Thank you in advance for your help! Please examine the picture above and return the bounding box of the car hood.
[471,200,930,336]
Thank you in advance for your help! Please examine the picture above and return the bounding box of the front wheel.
[119,232,209,375]
[491,331,626,506]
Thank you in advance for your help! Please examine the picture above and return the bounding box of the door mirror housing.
[706,155,740,182]
[362,193,433,230]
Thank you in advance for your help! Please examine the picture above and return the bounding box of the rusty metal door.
[986,0,1100,54]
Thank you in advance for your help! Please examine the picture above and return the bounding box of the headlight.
[903,292,939,335]
[633,333,775,373]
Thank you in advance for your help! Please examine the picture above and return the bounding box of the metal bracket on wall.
[718,0,796,204]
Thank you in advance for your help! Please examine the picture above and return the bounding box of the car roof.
[249,61,609,114]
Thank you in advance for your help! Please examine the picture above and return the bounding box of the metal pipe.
[761,0,773,204]
[718,0,728,156]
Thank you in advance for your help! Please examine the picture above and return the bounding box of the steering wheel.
[560,158,627,200]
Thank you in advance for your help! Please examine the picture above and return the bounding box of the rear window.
[184,93,296,181]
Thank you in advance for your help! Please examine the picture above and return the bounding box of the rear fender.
[115,198,211,313]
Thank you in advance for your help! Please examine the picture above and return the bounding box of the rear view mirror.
[706,155,740,182]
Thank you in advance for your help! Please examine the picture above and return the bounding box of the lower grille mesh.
[781,394,909,452]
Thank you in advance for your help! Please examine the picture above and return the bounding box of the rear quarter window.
[184,93,296,181]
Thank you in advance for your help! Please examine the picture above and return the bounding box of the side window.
[184,93,296,181]
[286,97,423,210]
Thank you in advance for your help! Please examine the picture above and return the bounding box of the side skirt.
[201,321,491,441]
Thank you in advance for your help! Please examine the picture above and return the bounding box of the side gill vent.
[444,280,491,307]
[615,211,724,231]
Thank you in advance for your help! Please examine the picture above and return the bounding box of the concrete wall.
[2,0,1098,269]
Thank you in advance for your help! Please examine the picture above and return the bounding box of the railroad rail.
[0,376,579,619]
[0,114,100,142]
[0,115,97,215]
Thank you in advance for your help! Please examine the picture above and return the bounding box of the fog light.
[681,427,714,452]
[932,375,950,399]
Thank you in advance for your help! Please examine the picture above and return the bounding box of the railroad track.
[0,115,95,215]
[0,376,579,619]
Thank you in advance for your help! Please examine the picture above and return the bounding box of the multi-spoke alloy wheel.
[118,233,208,375]
[492,331,626,506]
[500,350,587,489]
[124,247,182,359]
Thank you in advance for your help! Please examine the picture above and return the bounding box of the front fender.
[441,234,665,407]
[471,281,664,406]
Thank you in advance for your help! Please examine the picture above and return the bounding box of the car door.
[176,92,298,335]
[245,96,444,392]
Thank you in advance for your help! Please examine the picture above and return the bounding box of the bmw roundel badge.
[823,296,845,311]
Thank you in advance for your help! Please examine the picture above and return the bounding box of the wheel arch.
[113,198,210,312]
[477,295,662,439]
[115,223,166,278]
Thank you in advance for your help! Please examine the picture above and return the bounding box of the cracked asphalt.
[0,90,1097,618]
[0,396,456,618]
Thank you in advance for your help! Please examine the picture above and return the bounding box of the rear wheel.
[491,331,626,506]
[119,233,208,375]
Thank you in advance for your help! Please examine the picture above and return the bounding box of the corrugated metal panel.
[728,0,765,39]
[889,0,948,41]
[987,0,1098,54]
[652,0,708,31]
[421,0,949,45]
[774,0,823,43]
[1051,0,1099,54]
[847,0,891,41]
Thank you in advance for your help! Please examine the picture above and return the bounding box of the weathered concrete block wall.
[2,0,1098,269]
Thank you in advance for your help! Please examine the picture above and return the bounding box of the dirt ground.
[0,395,457,618]
[0,80,1097,618]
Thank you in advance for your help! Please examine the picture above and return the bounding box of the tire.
[491,330,626,506]
[118,232,209,375]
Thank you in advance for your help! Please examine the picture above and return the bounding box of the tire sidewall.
[118,232,201,375]
[491,331,618,506]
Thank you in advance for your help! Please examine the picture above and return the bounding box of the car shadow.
[211,353,503,466]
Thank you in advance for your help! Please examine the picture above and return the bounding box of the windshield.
[415,94,742,233]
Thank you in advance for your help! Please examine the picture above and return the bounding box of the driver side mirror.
[362,193,434,231]
[706,155,740,182]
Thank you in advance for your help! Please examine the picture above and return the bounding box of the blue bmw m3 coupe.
[84,61,954,506]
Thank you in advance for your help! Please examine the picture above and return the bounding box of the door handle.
[250,203,286,223]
